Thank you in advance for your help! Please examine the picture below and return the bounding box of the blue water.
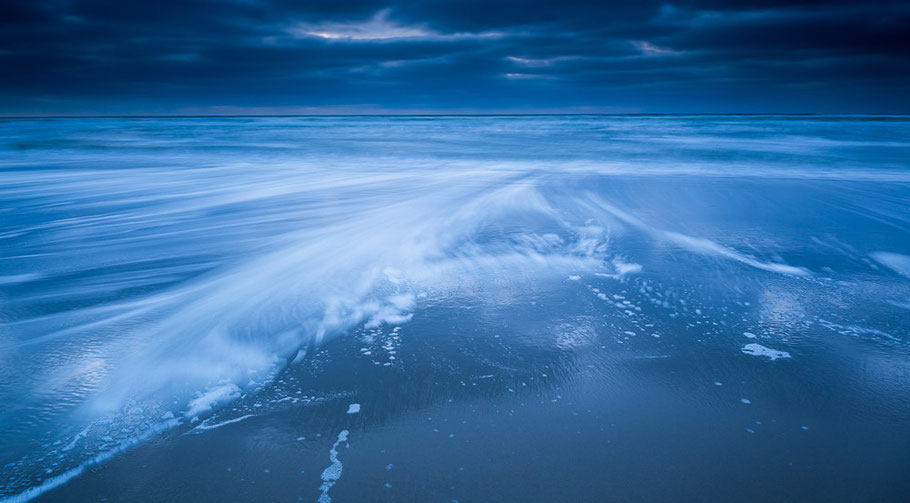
[1,116,909,501]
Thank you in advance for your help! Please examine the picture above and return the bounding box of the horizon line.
[2,112,910,119]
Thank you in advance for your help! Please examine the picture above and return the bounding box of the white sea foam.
[612,257,643,276]
[191,414,255,433]
[818,319,898,342]
[871,252,910,308]
[871,251,910,278]
[60,425,92,452]
[741,343,791,360]
[593,199,808,276]
[317,430,350,503]
[186,384,242,418]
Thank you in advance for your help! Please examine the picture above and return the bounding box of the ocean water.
[0,115,908,502]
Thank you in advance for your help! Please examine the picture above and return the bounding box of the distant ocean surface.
[1,116,908,502]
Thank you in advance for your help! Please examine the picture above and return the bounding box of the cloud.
[504,72,558,80]
[506,55,581,66]
[1,1,909,113]
[288,8,505,42]
[631,41,680,56]
[289,9,431,41]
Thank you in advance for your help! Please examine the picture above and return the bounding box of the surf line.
[317,429,350,503]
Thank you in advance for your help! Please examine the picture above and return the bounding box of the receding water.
[0,115,908,502]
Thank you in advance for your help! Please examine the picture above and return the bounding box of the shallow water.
[1,116,909,501]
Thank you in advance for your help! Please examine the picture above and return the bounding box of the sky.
[1,0,909,115]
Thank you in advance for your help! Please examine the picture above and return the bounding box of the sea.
[0,115,908,502]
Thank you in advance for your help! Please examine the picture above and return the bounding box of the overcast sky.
[2,0,909,115]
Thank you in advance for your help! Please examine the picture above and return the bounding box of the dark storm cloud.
[1,1,908,114]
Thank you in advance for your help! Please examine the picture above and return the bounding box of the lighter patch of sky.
[379,56,450,68]
[632,41,680,56]
[504,73,557,80]
[506,56,579,66]
[289,9,505,42]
